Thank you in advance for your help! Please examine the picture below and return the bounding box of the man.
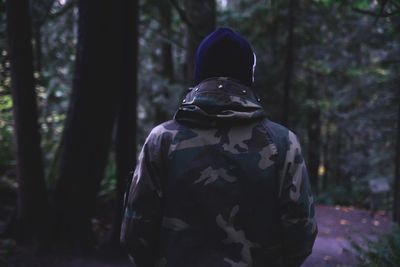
[121,27,317,267]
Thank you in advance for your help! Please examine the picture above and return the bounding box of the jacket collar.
[186,77,260,103]
[174,77,266,128]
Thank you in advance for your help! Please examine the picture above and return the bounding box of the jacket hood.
[174,77,266,128]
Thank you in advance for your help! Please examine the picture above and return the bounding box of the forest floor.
[303,205,392,267]
[0,205,392,267]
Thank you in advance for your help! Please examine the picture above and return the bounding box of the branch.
[352,7,400,17]
[42,0,57,22]
[372,0,387,27]
[144,20,187,50]
[350,1,394,44]
[378,59,400,65]
[33,0,56,27]
[168,0,194,30]
[389,0,400,9]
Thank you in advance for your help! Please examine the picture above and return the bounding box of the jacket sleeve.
[120,133,163,267]
[278,130,318,267]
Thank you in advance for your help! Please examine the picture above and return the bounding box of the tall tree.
[394,89,400,223]
[109,0,139,247]
[159,1,174,83]
[281,0,295,127]
[5,0,49,243]
[183,0,216,86]
[392,10,400,225]
[154,0,174,124]
[54,0,121,250]
[306,78,321,194]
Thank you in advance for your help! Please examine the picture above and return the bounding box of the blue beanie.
[194,27,255,86]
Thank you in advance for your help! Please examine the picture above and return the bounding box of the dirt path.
[302,205,392,267]
[1,205,392,267]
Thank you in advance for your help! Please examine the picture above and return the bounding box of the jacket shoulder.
[259,119,295,166]
[147,120,181,141]
[261,119,290,139]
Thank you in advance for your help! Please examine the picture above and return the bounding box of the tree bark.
[281,0,295,127]
[307,109,321,193]
[184,0,216,86]
[159,1,174,83]
[154,1,174,124]
[306,81,321,194]
[54,0,120,251]
[394,93,400,223]
[5,0,49,243]
[322,120,330,191]
[109,0,139,248]
[334,131,342,185]
[391,12,400,224]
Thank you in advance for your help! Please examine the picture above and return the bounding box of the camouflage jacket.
[120,77,317,267]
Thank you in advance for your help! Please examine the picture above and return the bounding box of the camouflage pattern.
[120,77,317,267]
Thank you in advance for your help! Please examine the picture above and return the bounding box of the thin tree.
[394,89,400,223]
[306,78,321,194]
[392,10,400,225]
[154,0,174,124]
[183,0,216,86]
[5,0,49,243]
[54,0,121,250]
[281,0,295,127]
[159,1,174,83]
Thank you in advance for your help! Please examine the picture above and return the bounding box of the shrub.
[353,225,400,267]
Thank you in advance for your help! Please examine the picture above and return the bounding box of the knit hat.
[194,27,255,86]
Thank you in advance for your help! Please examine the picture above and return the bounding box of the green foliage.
[353,225,400,267]
[317,183,369,206]
[352,0,372,10]
[0,238,16,263]
[0,0,399,209]
[0,120,14,168]
[38,1,76,181]
[0,73,14,168]
[0,0,13,169]
[0,95,12,111]
[98,158,117,200]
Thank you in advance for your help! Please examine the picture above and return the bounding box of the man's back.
[121,77,317,267]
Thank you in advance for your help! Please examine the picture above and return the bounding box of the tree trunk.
[5,0,49,243]
[394,94,400,223]
[322,120,330,191]
[155,1,174,124]
[184,0,216,86]
[54,0,120,251]
[109,0,139,248]
[334,131,342,185]
[160,2,174,83]
[306,81,321,194]
[391,13,400,224]
[281,0,295,127]
[307,109,321,193]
